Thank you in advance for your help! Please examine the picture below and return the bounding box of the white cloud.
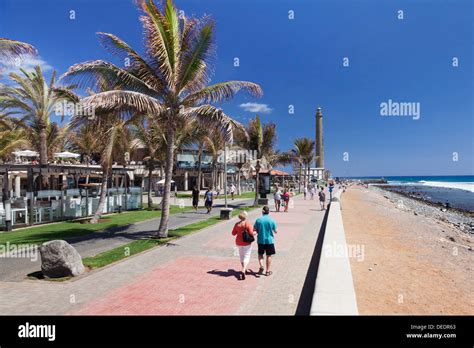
[0,55,53,76]
[239,102,272,114]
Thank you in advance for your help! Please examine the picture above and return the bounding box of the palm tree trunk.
[147,164,153,208]
[237,167,242,195]
[38,125,48,189]
[39,125,48,165]
[90,166,108,224]
[306,162,310,187]
[299,163,302,193]
[156,126,175,238]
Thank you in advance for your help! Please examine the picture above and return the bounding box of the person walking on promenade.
[215,186,221,199]
[192,185,200,212]
[232,211,256,280]
[318,188,326,211]
[230,183,236,200]
[204,188,214,214]
[282,189,290,212]
[310,186,316,200]
[273,187,282,212]
[254,206,278,276]
[303,186,308,200]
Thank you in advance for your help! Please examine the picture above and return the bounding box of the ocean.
[346,176,474,212]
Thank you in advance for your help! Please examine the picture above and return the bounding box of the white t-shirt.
[274,191,282,200]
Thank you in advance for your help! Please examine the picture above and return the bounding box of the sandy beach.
[341,185,473,315]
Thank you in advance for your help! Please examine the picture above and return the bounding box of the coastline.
[372,186,473,234]
[341,185,473,315]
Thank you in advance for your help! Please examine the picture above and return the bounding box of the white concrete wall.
[310,189,359,315]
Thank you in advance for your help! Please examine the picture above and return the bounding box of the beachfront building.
[133,146,257,193]
[0,164,141,230]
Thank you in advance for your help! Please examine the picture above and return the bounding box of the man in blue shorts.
[253,205,278,276]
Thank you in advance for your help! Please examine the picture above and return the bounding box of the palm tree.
[185,124,208,190]
[202,132,225,189]
[69,124,101,165]
[292,138,315,190]
[0,65,78,165]
[133,115,166,208]
[24,120,69,161]
[70,111,135,224]
[61,0,262,237]
[236,115,278,206]
[0,115,28,162]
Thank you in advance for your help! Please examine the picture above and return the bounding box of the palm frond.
[181,105,238,143]
[183,80,263,105]
[96,32,167,93]
[61,60,157,95]
[0,38,37,61]
[177,19,215,94]
[80,90,164,115]
[139,0,176,85]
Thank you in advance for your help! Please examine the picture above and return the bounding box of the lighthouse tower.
[314,107,325,181]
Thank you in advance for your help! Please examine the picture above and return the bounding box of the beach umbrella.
[157,179,175,184]
[12,149,39,157]
[53,151,80,158]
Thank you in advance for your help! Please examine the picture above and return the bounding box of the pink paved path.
[0,193,328,315]
[75,195,325,315]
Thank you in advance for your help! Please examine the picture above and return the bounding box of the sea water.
[348,176,474,212]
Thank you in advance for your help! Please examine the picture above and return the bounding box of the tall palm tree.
[0,114,28,161]
[24,120,69,160]
[202,132,225,189]
[236,115,278,206]
[70,111,135,224]
[192,126,209,190]
[61,0,262,237]
[292,138,315,189]
[0,65,78,165]
[69,124,101,165]
[133,115,166,208]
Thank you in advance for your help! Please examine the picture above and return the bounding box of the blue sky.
[1,0,473,177]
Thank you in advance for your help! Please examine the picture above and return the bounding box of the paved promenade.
[0,194,328,315]
[0,197,253,282]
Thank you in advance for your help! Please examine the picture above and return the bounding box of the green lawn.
[82,238,171,269]
[0,205,191,247]
[82,205,260,269]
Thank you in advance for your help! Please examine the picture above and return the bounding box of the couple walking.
[273,188,290,212]
[231,206,277,280]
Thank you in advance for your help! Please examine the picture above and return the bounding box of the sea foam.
[419,181,474,193]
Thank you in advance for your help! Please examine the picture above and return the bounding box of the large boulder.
[39,240,85,278]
